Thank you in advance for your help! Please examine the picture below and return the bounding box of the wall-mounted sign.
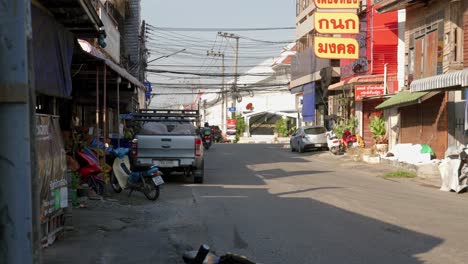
[355,85,385,101]
[314,37,359,59]
[315,12,359,34]
[228,107,237,112]
[314,0,360,9]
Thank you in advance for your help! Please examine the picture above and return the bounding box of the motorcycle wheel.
[330,146,339,155]
[110,172,123,193]
[89,178,105,196]
[143,180,160,201]
[204,143,210,150]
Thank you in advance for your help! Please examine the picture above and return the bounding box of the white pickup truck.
[130,110,204,183]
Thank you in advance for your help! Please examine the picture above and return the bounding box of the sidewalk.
[296,150,443,189]
[42,182,209,264]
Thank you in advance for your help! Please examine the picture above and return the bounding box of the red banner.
[355,85,385,101]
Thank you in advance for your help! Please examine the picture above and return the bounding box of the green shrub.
[369,116,387,144]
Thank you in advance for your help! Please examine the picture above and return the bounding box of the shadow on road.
[190,144,445,264]
[193,183,443,264]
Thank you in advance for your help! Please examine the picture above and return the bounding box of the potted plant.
[369,116,388,154]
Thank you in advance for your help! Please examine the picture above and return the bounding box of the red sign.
[355,85,385,101]
[227,119,237,129]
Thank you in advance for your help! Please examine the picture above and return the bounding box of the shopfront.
[327,74,398,147]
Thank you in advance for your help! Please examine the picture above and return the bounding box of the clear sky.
[141,0,297,107]
[141,0,296,31]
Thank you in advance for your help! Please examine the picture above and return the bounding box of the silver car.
[290,126,328,153]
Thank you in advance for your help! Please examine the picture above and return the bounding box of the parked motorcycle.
[341,129,357,150]
[326,131,341,155]
[183,244,256,264]
[110,148,164,201]
[76,151,106,195]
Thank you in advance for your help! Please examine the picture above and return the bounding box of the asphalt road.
[43,144,468,264]
[187,144,468,264]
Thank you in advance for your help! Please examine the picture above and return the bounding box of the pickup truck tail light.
[195,138,202,157]
[131,139,138,157]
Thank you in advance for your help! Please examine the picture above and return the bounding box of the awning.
[289,67,341,94]
[410,69,468,92]
[328,73,398,91]
[35,0,104,38]
[78,39,145,90]
[375,90,429,110]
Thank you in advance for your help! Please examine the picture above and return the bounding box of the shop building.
[375,0,468,159]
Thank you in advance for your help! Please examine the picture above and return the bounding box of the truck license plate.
[153,160,178,167]
[152,176,164,186]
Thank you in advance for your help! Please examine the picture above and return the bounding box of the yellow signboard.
[314,37,359,59]
[315,12,359,34]
[314,0,360,9]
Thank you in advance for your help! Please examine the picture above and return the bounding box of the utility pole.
[207,50,226,132]
[0,0,38,263]
[218,32,240,119]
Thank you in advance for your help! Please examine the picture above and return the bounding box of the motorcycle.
[341,129,357,150]
[110,148,164,201]
[326,131,341,155]
[202,128,212,150]
[76,151,106,195]
[183,244,256,264]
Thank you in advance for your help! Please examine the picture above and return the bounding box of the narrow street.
[45,144,468,264]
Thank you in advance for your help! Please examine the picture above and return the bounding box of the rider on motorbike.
[200,122,212,142]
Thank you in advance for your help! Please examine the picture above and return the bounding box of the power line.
[146,25,295,32]
[146,69,277,77]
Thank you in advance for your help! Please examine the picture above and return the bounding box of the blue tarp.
[302,83,315,123]
[32,6,74,98]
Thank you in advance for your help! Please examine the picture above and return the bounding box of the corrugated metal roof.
[375,90,428,109]
[410,69,468,92]
[78,39,144,89]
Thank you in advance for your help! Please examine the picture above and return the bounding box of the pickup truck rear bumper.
[135,157,203,169]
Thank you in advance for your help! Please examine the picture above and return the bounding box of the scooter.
[110,148,164,201]
[326,131,341,155]
[183,244,256,264]
[76,151,106,195]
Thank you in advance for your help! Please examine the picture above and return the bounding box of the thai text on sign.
[314,0,360,9]
[315,12,359,34]
[355,85,385,101]
[314,37,359,59]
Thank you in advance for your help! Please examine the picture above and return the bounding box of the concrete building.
[291,0,341,128]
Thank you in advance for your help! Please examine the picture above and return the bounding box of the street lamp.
[147,48,186,64]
